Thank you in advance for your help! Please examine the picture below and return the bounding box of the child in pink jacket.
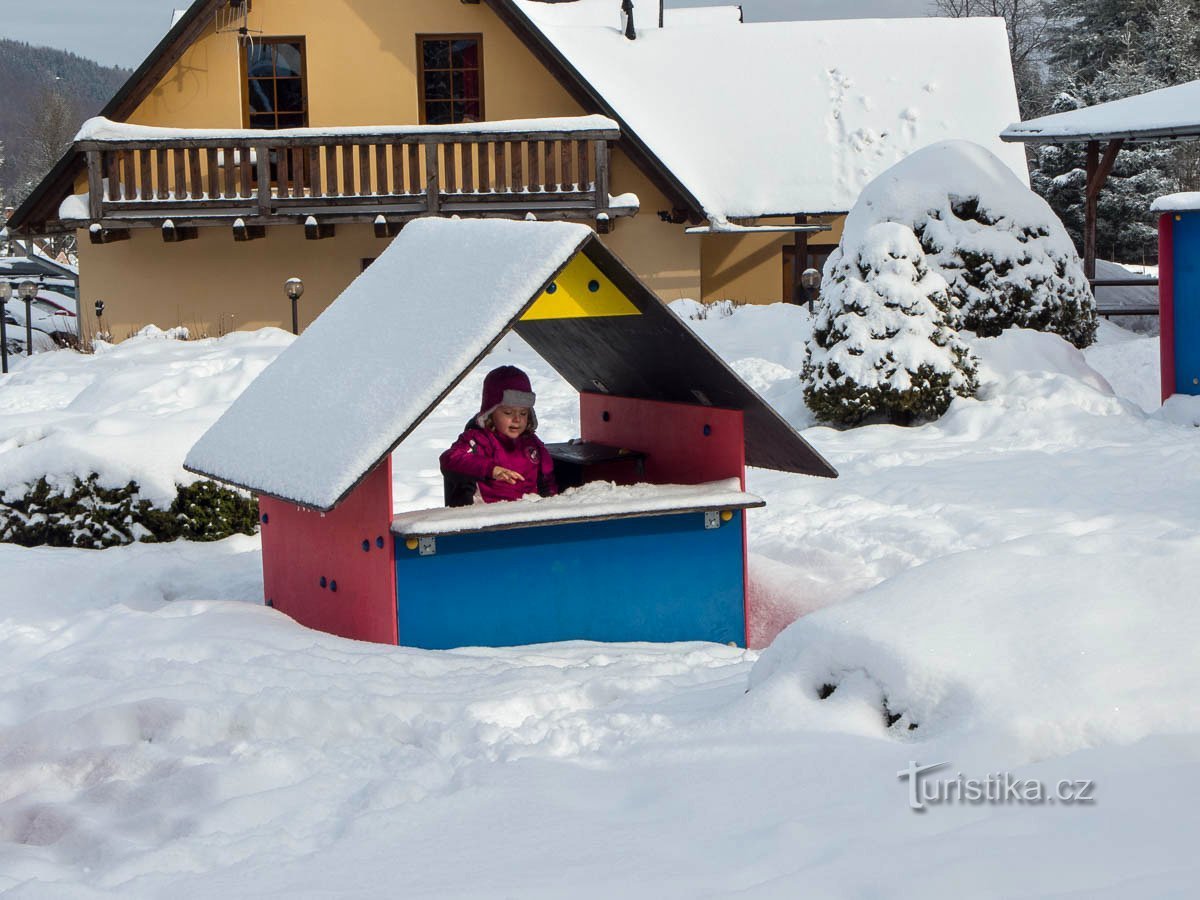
[440,366,558,504]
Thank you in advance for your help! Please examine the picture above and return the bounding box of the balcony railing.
[69,117,632,239]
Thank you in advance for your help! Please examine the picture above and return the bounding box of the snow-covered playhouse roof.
[1002,79,1200,144]
[514,0,1028,219]
[185,218,836,510]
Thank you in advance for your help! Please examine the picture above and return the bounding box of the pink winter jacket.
[439,424,558,503]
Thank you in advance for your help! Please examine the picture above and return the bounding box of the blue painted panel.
[1174,212,1200,394]
[395,511,746,649]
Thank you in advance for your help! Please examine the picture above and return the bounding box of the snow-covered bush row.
[0,475,258,548]
[839,140,1097,349]
[802,223,979,425]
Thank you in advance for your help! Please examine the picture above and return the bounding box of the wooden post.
[1084,138,1124,281]
[594,139,610,215]
[256,144,271,217]
[793,214,808,306]
[86,150,104,220]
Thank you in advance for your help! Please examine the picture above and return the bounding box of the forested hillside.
[0,39,129,208]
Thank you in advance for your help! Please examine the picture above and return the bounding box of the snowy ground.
[1,306,1199,897]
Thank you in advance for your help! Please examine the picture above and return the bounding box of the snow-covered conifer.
[802,222,978,425]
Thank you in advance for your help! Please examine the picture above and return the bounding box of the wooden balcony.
[68,118,634,243]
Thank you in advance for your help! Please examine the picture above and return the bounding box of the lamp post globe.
[800,267,821,311]
[284,277,304,335]
[0,282,11,374]
[18,280,37,357]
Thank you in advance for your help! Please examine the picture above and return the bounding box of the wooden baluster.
[461,141,475,194]
[123,151,137,202]
[138,149,151,201]
[560,140,572,193]
[444,144,457,194]
[407,144,420,195]
[224,146,237,199]
[425,141,441,213]
[187,148,202,201]
[308,145,323,198]
[342,143,355,195]
[375,144,389,196]
[172,148,186,201]
[543,140,555,191]
[494,142,507,193]
[323,145,338,197]
[358,144,371,195]
[531,141,542,192]
[511,141,523,193]
[206,147,220,199]
[291,146,307,197]
[577,140,590,192]
[155,148,168,199]
[391,143,404,197]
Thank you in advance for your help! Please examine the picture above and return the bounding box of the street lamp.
[18,280,37,357]
[94,300,106,344]
[0,282,10,374]
[284,277,304,335]
[800,268,821,312]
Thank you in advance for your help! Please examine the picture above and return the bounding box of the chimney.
[621,0,636,40]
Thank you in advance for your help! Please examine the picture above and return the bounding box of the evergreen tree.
[802,223,979,426]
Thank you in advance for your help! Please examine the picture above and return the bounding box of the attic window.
[418,35,484,125]
[244,37,308,129]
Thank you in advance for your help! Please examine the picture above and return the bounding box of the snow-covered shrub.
[802,222,978,425]
[0,475,258,548]
[844,140,1097,348]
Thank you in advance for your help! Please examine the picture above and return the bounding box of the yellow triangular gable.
[522,253,641,320]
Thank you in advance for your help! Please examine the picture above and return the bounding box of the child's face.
[492,405,530,438]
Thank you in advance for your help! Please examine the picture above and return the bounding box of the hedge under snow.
[834,140,1097,349]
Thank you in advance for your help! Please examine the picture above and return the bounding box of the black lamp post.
[801,268,821,312]
[0,282,10,374]
[284,277,304,335]
[94,299,106,344]
[18,280,37,356]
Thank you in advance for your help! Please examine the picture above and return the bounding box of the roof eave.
[1002,124,1200,144]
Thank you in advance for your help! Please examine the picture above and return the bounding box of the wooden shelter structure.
[185,217,835,650]
[1002,80,1200,303]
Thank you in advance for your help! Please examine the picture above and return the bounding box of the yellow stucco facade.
[76,0,828,340]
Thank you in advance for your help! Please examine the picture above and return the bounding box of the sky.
[0,0,936,70]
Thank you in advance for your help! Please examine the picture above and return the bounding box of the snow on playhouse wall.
[830,140,1097,347]
[185,218,591,510]
[515,2,1027,218]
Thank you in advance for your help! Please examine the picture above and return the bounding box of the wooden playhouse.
[185,218,836,649]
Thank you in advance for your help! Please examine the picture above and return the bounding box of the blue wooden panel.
[1174,212,1200,394]
[395,511,746,649]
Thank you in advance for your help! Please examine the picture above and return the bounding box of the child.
[439,366,559,505]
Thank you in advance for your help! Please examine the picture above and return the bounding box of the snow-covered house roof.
[1002,79,1200,144]
[185,217,835,510]
[514,1,1028,219]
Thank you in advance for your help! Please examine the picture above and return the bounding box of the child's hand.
[491,466,523,484]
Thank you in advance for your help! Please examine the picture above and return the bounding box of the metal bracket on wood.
[418,536,437,556]
[704,511,720,530]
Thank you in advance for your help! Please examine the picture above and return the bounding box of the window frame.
[242,36,310,129]
[416,33,485,125]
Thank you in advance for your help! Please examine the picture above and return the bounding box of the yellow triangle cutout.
[522,254,641,321]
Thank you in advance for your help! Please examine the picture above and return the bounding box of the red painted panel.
[259,459,397,645]
[1160,212,1176,404]
[579,394,746,488]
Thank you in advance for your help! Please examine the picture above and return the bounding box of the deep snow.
[1,304,1199,897]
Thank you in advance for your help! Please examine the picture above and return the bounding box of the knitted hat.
[476,365,538,431]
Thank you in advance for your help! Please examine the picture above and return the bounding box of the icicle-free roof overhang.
[1001,79,1200,144]
[184,217,836,511]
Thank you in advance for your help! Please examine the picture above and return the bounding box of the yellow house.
[10,0,1025,341]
